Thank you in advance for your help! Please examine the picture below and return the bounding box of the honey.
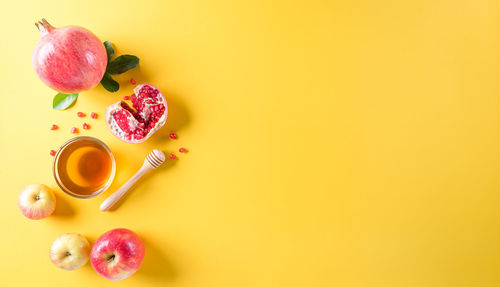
[54,137,115,197]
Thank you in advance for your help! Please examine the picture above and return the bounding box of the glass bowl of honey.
[53,136,116,198]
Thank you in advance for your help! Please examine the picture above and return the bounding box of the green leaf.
[53,93,78,110]
[106,55,139,74]
[100,73,119,92]
[103,40,114,62]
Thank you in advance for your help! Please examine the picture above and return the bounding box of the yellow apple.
[18,184,56,219]
[50,233,91,271]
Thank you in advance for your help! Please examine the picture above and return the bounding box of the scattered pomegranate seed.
[91,112,98,119]
[130,78,136,84]
[82,123,90,130]
[50,150,56,156]
[179,148,187,153]
[50,124,58,130]
[123,95,130,100]
[169,133,178,139]
[71,127,78,134]
[77,112,86,117]
[169,153,176,159]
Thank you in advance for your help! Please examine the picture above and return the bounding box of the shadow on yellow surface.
[52,190,75,218]
[138,237,178,282]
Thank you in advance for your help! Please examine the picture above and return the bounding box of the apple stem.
[107,254,115,263]
[65,251,71,256]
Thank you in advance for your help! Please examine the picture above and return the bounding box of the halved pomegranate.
[106,84,167,143]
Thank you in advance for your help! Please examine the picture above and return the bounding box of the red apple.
[18,184,56,219]
[90,228,145,280]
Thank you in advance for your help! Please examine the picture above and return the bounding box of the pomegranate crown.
[35,19,54,36]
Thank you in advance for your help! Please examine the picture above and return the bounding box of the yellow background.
[1,0,500,286]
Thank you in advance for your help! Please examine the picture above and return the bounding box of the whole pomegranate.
[106,84,168,143]
[32,19,107,93]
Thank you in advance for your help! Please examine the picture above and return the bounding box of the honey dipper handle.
[100,163,152,211]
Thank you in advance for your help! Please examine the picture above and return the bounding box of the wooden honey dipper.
[100,149,165,211]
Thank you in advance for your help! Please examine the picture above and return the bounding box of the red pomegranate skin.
[32,19,107,94]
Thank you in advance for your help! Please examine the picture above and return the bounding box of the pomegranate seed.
[179,148,187,153]
[50,150,56,156]
[130,78,136,84]
[123,95,130,100]
[77,112,85,117]
[91,112,98,119]
[71,127,78,134]
[169,153,176,159]
[82,123,90,130]
[50,124,58,130]
[169,133,177,139]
